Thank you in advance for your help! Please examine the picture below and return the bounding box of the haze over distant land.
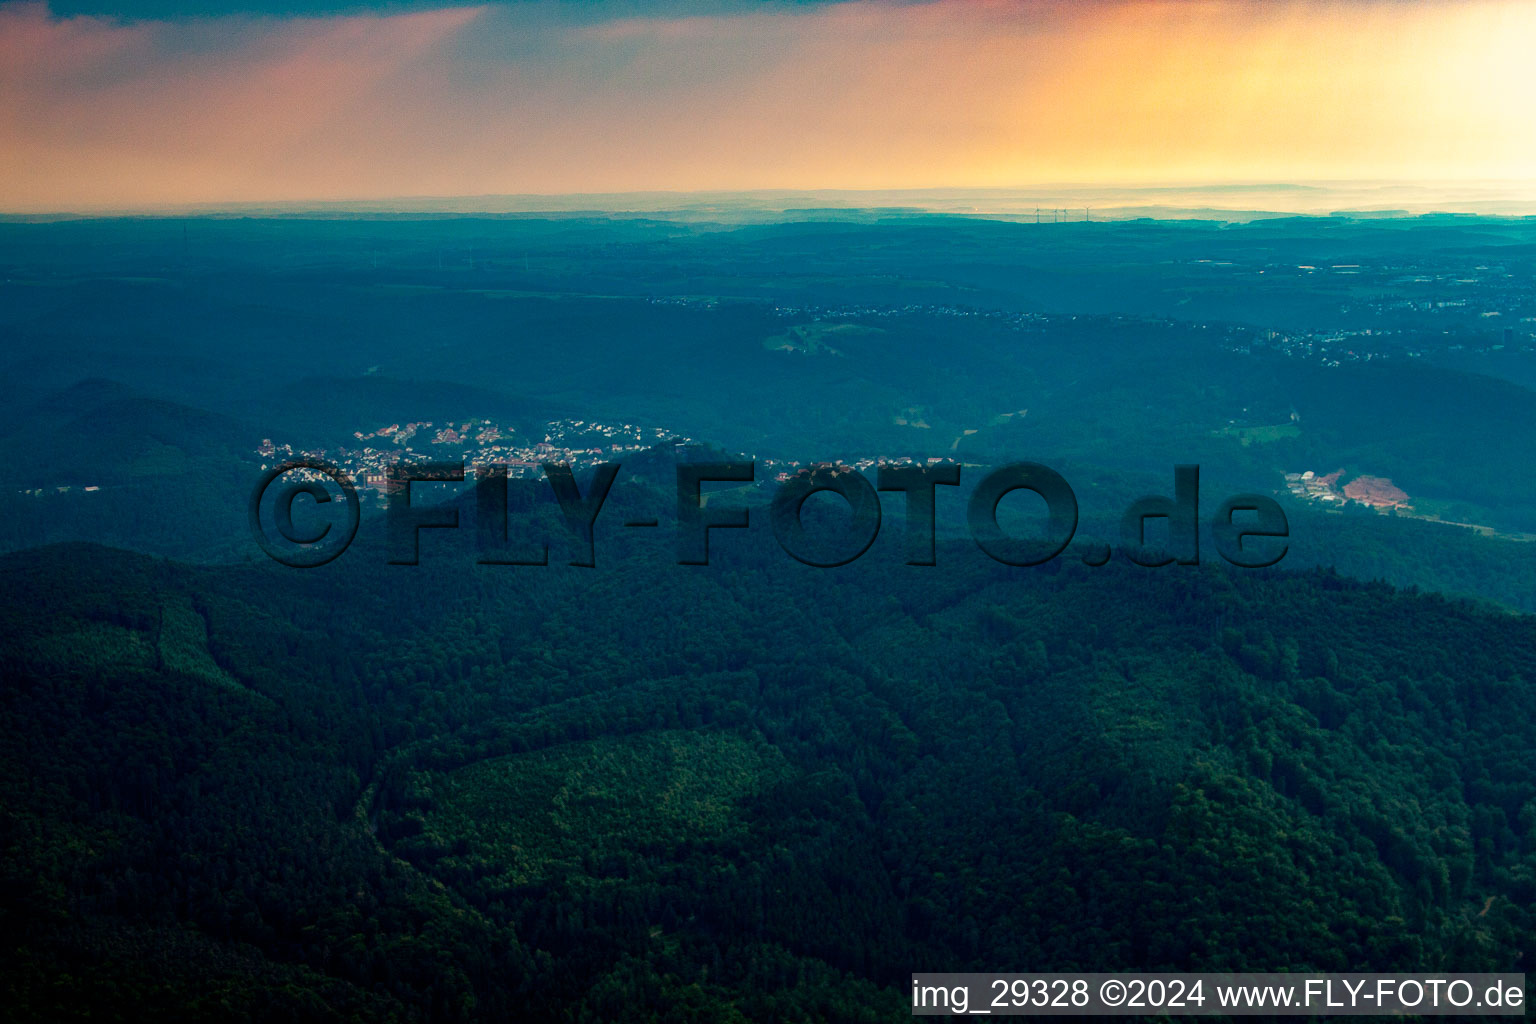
[10,183,1536,223]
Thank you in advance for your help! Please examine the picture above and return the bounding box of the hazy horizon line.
[7,181,1536,224]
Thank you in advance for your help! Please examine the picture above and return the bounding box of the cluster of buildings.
[1284,469,1411,511]
[765,300,1053,329]
[18,485,103,496]
[1211,255,1535,367]
[761,455,954,485]
[257,417,696,498]
[256,415,972,507]
[1285,469,1349,504]
[1227,322,1533,368]
[1239,328,1401,367]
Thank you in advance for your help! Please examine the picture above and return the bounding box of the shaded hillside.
[0,383,259,559]
[1,538,1531,1020]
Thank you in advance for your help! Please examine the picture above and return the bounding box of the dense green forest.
[2,502,1533,1019]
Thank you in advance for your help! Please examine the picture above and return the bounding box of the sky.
[1,0,1533,212]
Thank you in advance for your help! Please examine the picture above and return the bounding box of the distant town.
[255,417,956,501]
[675,252,1536,370]
[258,417,694,498]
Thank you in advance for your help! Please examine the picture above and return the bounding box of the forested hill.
[1,531,1532,1021]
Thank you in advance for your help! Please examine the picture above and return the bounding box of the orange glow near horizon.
[0,0,1533,211]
